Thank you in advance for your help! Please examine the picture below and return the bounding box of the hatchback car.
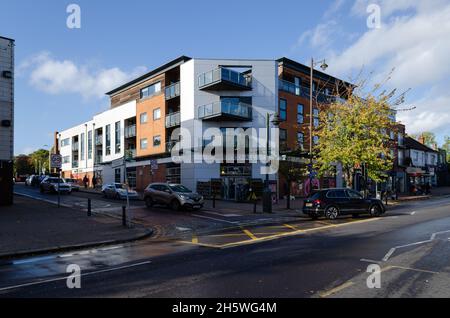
[144,183,204,211]
[102,183,139,200]
[303,188,385,220]
[40,177,72,194]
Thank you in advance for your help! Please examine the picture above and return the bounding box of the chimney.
[418,134,425,145]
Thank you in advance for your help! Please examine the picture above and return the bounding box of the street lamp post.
[262,112,281,214]
[308,57,328,196]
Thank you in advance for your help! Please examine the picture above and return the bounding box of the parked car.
[303,188,385,220]
[40,177,72,194]
[25,175,33,186]
[144,183,204,211]
[28,175,43,187]
[64,178,81,191]
[101,183,139,200]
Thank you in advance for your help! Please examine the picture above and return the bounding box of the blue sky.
[1,0,449,154]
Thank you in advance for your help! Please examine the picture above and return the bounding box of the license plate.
[305,203,313,207]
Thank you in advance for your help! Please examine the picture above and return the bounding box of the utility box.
[0,36,14,206]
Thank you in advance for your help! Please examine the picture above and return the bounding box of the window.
[390,130,395,140]
[115,121,121,154]
[80,133,85,161]
[327,190,347,198]
[280,129,287,142]
[63,156,70,164]
[347,190,363,199]
[153,135,161,147]
[88,131,92,159]
[140,82,161,99]
[140,112,148,124]
[398,150,404,165]
[294,77,301,95]
[313,136,319,145]
[297,132,304,148]
[153,108,161,120]
[61,138,70,147]
[279,99,287,121]
[105,124,111,156]
[297,104,304,124]
[140,138,148,150]
[313,108,320,128]
[398,133,404,146]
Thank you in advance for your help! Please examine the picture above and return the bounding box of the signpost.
[50,154,62,208]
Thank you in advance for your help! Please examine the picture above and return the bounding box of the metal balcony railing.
[198,67,252,90]
[165,112,180,128]
[165,82,180,100]
[279,79,346,104]
[198,101,252,121]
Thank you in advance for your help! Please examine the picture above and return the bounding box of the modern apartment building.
[0,36,14,206]
[55,56,351,200]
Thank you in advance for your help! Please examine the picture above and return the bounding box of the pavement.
[1,195,450,298]
[0,195,152,259]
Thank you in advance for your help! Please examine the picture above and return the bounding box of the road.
[2,188,450,298]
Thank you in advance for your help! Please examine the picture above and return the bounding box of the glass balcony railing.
[165,82,180,100]
[124,125,136,138]
[198,67,252,90]
[95,136,103,146]
[198,101,252,121]
[165,112,180,128]
[279,79,347,104]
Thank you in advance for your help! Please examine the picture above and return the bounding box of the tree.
[314,84,399,189]
[29,149,50,174]
[13,155,34,176]
[410,131,437,148]
[443,136,450,162]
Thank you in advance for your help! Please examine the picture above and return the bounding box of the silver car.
[102,183,139,200]
[63,178,81,191]
[40,177,72,194]
[144,183,204,210]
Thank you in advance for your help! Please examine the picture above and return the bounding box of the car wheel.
[325,206,339,220]
[170,200,181,211]
[145,197,154,208]
[369,204,382,217]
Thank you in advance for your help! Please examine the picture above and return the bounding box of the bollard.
[122,206,127,227]
[87,198,92,216]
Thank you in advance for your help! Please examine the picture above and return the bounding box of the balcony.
[198,67,252,91]
[198,101,252,121]
[72,160,79,168]
[279,79,346,104]
[72,142,79,151]
[124,125,136,138]
[94,156,103,165]
[165,82,180,100]
[95,135,103,146]
[165,112,180,128]
[125,149,136,159]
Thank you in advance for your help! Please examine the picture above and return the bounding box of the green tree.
[30,149,50,174]
[315,86,398,188]
[442,136,450,162]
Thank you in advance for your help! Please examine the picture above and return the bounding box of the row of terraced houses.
[54,56,446,201]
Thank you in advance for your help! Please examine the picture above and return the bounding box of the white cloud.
[19,52,147,99]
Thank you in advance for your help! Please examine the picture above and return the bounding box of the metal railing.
[198,67,252,89]
[165,82,180,100]
[198,100,252,120]
[279,79,346,104]
[124,125,136,138]
[165,112,180,128]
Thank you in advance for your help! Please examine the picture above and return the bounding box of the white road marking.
[203,211,241,217]
[360,258,382,264]
[382,248,396,262]
[192,214,239,224]
[0,261,152,292]
[410,211,416,215]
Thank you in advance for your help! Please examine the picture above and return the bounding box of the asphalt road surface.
[2,191,450,298]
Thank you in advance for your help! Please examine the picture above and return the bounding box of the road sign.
[50,154,62,169]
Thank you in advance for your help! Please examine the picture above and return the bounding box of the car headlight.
[179,194,189,200]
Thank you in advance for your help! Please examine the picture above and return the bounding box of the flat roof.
[277,57,355,88]
[0,36,15,42]
[106,55,191,96]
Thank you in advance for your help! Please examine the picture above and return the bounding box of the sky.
[1,0,449,155]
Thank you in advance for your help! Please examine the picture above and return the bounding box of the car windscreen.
[169,185,192,193]
[48,178,64,183]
